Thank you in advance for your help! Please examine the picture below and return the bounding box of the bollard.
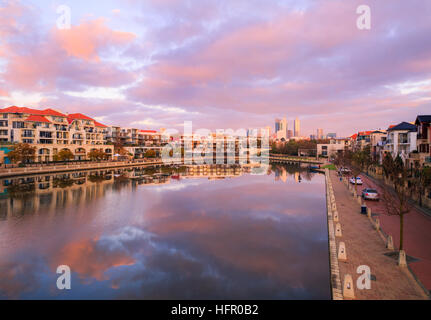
[343,274,355,299]
[366,207,372,219]
[334,210,339,222]
[387,235,394,250]
[338,242,347,261]
[335,223,342,237]
[398,250,407,267]
[357,195,362,205]
[375,218,380,231]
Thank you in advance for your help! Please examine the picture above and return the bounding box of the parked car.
[340,167,351,174]
[349,177,363,185]
[362,188,379,200]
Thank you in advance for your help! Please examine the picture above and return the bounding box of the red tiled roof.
[42,108,67,117]
[140,130,157,133]
[67,113,94,121]
[94,121,107,128]
[358,131,372,136]
[0,106,67,117]
[25,115,51,123]
[350,133,358,139]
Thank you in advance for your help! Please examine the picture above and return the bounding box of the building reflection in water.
[0,163,327,300]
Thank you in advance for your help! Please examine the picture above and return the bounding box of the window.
[22,130,34,137]
[13,121,25,128]
[0,120,9,127]
[0,130,7,135]
[39,139,53,144]
[40,131,52,138]
[399,133,408,144]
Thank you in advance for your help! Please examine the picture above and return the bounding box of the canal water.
[0,164,330,299]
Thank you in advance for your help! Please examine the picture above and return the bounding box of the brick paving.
[359,173,431,293]
[329,170,428,300]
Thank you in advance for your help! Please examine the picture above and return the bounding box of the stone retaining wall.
[325,168,343,300]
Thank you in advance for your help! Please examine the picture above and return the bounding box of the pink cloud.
[0,2,136,92]
[1,0,431,136]
[54,18,135,61]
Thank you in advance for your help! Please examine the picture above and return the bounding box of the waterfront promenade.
[359,173,431,293]
[0,158,184,178]
[329,170,428,299]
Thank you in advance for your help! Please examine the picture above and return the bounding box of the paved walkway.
[330,170,428,299]
[359,173,431,293]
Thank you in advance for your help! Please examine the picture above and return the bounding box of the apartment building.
[409,115,431,167]
[0,106,113,162]
[317,138,350,158]
[370,130,387,163]
[385,122,417,164]
[106,127,163,146]
[105,126,166,158]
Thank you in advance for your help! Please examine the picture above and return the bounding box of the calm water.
[0,164,330,299]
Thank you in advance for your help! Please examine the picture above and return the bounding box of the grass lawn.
[323,164,336,170]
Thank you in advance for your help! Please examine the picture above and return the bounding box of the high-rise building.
[275,118,281,133]
[281,117,287,134]
[294,118,300,137]
[326,133,337,139]
[264,126,271,137]
[317,128,324,139]
[275,117,287,140]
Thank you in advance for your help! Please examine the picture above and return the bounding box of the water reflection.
[0,164,330,299]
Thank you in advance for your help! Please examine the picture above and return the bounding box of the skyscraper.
[294,118,300,137]
[275,117,287,140]
[275,118,281,133]
[317,128,323,139]
[281,117,287,135]
[264,126,271,137]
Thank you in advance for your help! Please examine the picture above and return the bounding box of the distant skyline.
[1,0,431,137]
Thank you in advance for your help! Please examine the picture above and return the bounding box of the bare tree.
[381,154,412,251]
[411,163,431,208]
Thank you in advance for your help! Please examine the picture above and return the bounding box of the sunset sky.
[0,0,430,136]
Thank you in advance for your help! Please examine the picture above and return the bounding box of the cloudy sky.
[0,0,430,136]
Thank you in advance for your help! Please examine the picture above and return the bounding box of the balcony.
[38,140,53,144]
